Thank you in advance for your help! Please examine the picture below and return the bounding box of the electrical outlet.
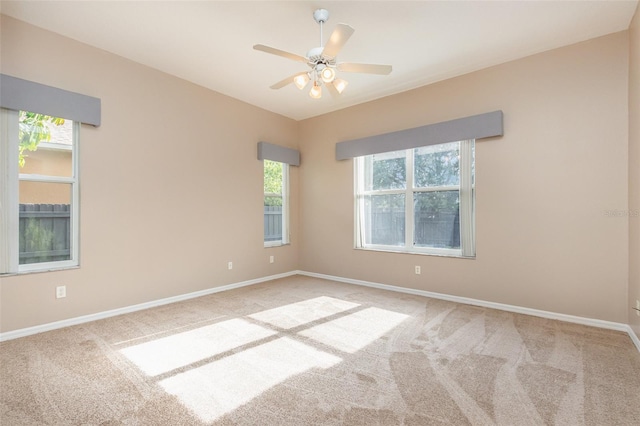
[56,285,66,299]
[228,261,233,270]
[270,255,274,264]
[415,266,421,275]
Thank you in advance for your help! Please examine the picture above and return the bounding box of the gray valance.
[336,110,503,160]
[0,74,101,126]
[257,141,300,166]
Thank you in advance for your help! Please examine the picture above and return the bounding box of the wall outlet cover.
[56,286,66,299]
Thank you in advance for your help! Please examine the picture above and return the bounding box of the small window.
[355,140,475,257]
[264,159,289,246]
[0,109,79,273]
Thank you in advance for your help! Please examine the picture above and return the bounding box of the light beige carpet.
[1,275,639,425]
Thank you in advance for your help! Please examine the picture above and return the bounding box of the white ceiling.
[1,1,638,121]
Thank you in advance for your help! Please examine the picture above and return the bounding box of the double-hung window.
[355,140,475,257]
[1,109,79,273]
[263,159,289,246]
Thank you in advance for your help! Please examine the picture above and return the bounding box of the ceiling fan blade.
[253,44,308,63]
[325,81,340,99]
[322,24,355,59]
[338,63,392,75]
[270,72,308,90]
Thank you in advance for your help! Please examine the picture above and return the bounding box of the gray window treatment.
[258,141,300,166]
[0,74,101,126]
[336,110,503,160]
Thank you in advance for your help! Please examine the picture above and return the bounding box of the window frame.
[263,160,290,247]
[0,108,80,274]
[354,140,475,258]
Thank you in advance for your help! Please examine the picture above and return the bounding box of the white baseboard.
[2,269,639,354]
[297,270,640,352]
[0,271,297,342]
[628,326,640,352]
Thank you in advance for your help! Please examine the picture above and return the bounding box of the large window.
[1,109,79,273]
[264,159,289,246]
[355,140,475,257]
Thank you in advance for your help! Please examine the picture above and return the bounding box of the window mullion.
[412,185,458,193]
[405,150,414,249]
[360,188,406,196]
[18,174,76,184]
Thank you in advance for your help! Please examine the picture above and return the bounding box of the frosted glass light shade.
[309,83,322,99]
[332,78,348,94]
[294,74,309,90]
[320,67,336,83]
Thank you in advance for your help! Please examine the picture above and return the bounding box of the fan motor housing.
[307,47,336,67]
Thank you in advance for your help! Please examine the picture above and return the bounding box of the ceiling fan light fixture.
[255,9,391,99]
[320,66,336,83]
[332,78,348,94]
[294,73,310,90]
[309,82,322,99]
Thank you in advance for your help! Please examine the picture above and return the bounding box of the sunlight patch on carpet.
[158,337,341,423]
[299,307,409,353]
[249,296,360,329]
[120,318,276,376]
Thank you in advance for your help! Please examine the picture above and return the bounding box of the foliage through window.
[264,159,289,246]
[355,140,475,257]
[1,109,79,273]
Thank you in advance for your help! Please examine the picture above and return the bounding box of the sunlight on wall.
[159,337,341,423]
[248,296,360,329]
[120,318,276,376]
[299,307,409,353]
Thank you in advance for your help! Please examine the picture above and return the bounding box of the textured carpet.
[1,275,639,425]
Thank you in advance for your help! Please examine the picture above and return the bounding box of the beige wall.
[629,5,640,340]
[1,15,636,335]
[298,32,630,323]
[0,16,299,332]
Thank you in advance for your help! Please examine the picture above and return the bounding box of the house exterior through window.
[355,140,475,258]
[264,159,289,246]
[0,109,79,273]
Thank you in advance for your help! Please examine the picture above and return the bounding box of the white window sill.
[355,246,475,259]
[264,241,290,248]
[2,264,79,277]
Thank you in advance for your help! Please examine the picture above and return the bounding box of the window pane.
[414,191,460,249]
[264,201,282,242]
[366,151,406,191]
[364,194,405,246]
[264,160,282,195]
[264,160,283,243]
[18,181,72,265]
[414,142,459,188]
[19,111,73,177]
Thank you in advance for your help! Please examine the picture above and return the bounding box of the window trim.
[264,161,289,247]
[354,140,475,258]
[0,108,80,274]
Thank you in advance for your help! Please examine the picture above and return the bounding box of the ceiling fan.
[253,9,392,99]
